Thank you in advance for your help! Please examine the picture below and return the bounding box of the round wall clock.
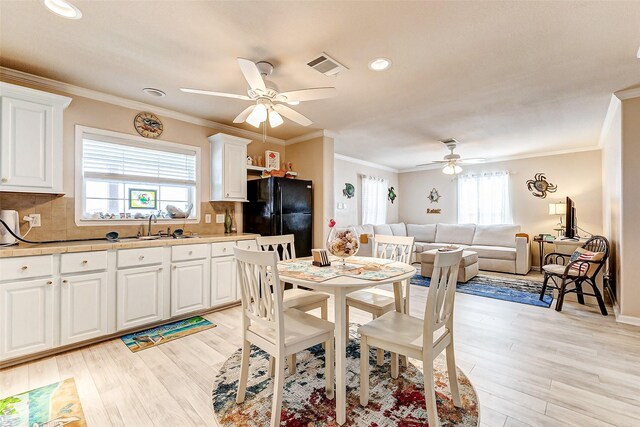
[134,112,163,138]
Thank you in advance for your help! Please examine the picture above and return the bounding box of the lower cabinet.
[171,259,209,317]
[60,272,108,345]
[0,277,55,360]
[117,265,164,331]
[211,255,237,307]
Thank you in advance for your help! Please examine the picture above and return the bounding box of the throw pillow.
[568,247,604,276]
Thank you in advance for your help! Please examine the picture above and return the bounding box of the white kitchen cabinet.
[0,82,71,193]
[171,259,209,317]
[211,255,237,307]
[208,133,252,201]
[60,272,108,345]
[116,265,164,331]
[0,277,55,361]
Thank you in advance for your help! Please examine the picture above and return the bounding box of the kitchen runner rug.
[0,378,87,427]
[277,256,413,283]
[212,324,479,426]
[121,315,216,352]
[411,273,553,308]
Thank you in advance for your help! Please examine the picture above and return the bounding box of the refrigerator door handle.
[279,186,284,233]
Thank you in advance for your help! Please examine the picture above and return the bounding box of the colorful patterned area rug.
[121,315,216,352]
[212,324,479,426]
[411,273,553,308]
[0,378,86,426]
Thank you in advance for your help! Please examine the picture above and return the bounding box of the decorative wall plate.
[388,186,397,204]
[134,112,163,138]
[526,173,557,198]
[428,188,441,203]
[342,183,355,199]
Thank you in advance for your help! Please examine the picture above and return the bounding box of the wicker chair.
[539,235,609,315]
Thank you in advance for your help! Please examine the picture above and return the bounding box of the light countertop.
[0,233,259,258]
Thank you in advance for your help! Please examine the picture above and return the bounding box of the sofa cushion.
[373,224,393,236]
[419,249,479,267]
[472,224,521,248]
[435,223,476,245]
[388,222,407,236]
[415,242,467,253]
[353,224,374,236]
[467,245,517,261]
[407,224,437,243]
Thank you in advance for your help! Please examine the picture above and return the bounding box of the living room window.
[75,126,200,225]
[457,171,512,224]
[361,175,388,225]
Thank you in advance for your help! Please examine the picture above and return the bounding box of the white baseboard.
[612,302,640,326]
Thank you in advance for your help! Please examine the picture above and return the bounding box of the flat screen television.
[564,196,576,239]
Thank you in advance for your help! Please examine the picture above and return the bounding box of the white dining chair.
[234,247,335,427]
[257,235,330,374]
[358,249,463,427]
[346,234,415,365]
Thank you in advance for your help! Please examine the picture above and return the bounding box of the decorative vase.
[326,223,360,268]
[230,209,237,233]
[224,209,232,234]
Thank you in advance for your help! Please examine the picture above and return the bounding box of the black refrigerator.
[243,177,313,257]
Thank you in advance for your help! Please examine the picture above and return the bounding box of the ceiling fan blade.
[233,105,256,123]
[277,87,337,102]
[273,104,313,126]
[180,88,251,100]
[458,158,486,164]
[237,58,266,92]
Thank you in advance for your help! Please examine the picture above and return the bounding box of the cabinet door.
[211,256,237,307]
[60,272,108,345]
[171,259,209,317]
[0,278,55,361]
[223,143,246,199]
[116,266,163,331]
[0,97,54,190]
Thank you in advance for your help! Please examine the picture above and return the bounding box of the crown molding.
[614,86,640,101]
[285,129,338,145]
[398,146,601,173]
[0,66,287,146]
[334,153,399,173]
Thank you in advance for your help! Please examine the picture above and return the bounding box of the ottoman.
[419,249,479,283]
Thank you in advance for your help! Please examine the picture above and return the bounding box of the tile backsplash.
[0,193,240,241]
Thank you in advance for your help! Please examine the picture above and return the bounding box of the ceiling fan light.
[268,109,284,128]
[442,164,462,175]
[41,0,82,19]
[246,103,267,127]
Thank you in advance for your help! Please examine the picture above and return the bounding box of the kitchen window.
[75,126,200,225]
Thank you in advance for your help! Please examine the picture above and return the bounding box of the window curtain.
[457,171,512,224]
[361,175,388,225]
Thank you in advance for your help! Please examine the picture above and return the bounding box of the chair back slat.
[423,249,463,347]
[373,235,415,264]
[581,235,610,278]
[256,235,296,261]
[234,247,284,339]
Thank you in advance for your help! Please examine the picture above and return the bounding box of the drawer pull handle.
[139,255,145,260]
[82,260,88,264]
[222,248,227,252]
[21,265,28,270]
[1,177,7,183]
[46,280,53,285]
[188,251,193,255]
[62,279,68,284]
[173,265,177,270]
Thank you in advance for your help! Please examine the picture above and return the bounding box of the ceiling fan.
[180,58,336,128]
[417,139,485,175]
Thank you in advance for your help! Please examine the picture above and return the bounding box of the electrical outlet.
[216,214,225,224]
[205,214,212,224]
[28,214,41,227]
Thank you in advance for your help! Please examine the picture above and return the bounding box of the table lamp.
[548,202,567,236]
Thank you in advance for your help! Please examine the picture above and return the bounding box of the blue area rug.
[411,273,553,308]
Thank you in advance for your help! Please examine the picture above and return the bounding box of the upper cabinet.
[208,133,252,201]
[0,83,71,194]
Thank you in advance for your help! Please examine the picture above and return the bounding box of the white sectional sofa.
[353,222,531,275]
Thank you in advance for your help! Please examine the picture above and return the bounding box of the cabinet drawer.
[236,239,258,251]
[0,255,53,281]
[117,247,163,268]
[61,251,108,274]
[172,244,209,262]
[211,242,236,258]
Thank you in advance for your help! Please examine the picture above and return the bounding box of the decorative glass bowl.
[326,226,360,268]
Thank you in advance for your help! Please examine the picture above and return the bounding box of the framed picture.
[265,150,280,170]
[129,188,158,209]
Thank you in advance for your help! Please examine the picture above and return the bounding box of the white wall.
[399,149,603,239]
[333,156,399,226]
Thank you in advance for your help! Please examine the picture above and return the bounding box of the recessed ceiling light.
[40,0,82,19]
[142,88,166,97]
[368,58,392,71]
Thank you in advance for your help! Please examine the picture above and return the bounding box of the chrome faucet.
[147,214,157,236]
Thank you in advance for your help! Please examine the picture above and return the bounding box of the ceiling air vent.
[307,52,348,76]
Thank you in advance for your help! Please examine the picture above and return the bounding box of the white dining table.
[276,256,416,426]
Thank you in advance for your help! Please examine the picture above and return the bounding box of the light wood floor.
[2,278,640,427]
